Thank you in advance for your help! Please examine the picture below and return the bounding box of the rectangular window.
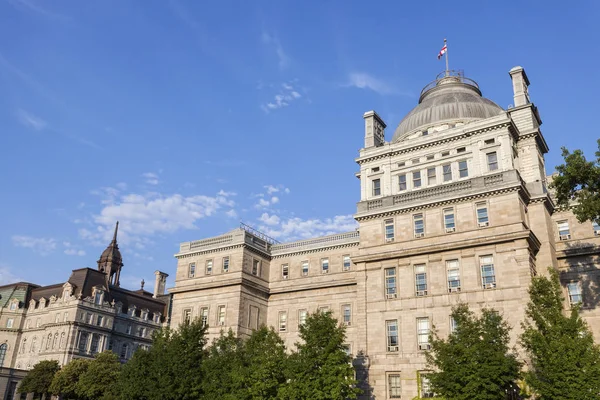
[415,264,427,295]
[420,372,434,398]
[372,179,381,196]
[200,307,209,327]
[412,158,420,165]
[385,219,395,242]
[90,334,99,354]
[55,313,60,323]
[398,174,407,191]
[413,213,425,237]
[417,317,430,349]
[321,258,329,274]
[278,311,287,332]
[450,317,458,334]
[476,202,489,227]
[188,263,196,278]
[183,309,192,324]
[427,167,436,185]
[78,332,89,352]
[443,208,455,232]
[484,138,495,145]
[343,255,351,271]
[386,320,399,351]
[442,151,450,157]
[457,147,466,153]
[398,161,405,167]
[592,221,600,235]
[6,318,13,328]
[567,282,582,305]
[252,259,260,276]
[126,324,132,334]
[557,221,571,239]
[96,315,103,326]
[385,267,397,299]
[342,344,351,357]
[205,260,213,275]
[342,304,351,325]
[388,373,402,398]
[282,264,289,279]
[222,257,230,273]
[64,312,68,322]
[94,292,102,305]
[426,154,434,161]
[443,163,452,181]
[487,151,499,171]
[302,261,309,276]
[298,309,307,327]
[480,255,496,288]
[447,259,461,292]
[458,160,469,178]
[217,306,226,326]
[413,171,422,188]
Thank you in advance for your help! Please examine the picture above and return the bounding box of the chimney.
[363,111,386,148]
[508,66,530,107]
[153,271,169,298]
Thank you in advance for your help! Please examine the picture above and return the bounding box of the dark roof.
[0,282,38,308]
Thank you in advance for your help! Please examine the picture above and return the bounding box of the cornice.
[174,244,245,259]
[271,241,360,259]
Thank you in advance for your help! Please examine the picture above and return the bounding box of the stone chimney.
[153,271,168,298]
[508,66,530,107]
[363,111,386,148]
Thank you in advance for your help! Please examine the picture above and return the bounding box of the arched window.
[120,343,128,360]
[59,332,65,349]
[20,338,27,354]
[46,334,52,350]
[0,344,7,367]
[53,333,59,349]
[30,337,37,353]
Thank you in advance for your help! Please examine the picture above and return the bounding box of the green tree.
[426,304,521,400]
[49,358,90,400]
[76,351,121,400]
[18,359,60,398]
[550,139,600,224]
[520,268,600,399]
[242,326,287,399]
[279,310,360,400]
[202,330,246,400]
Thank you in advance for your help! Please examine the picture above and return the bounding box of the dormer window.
[93,291,103,306]
[128,306,136,317]
[9,300,18,311]
[154,313,162,323]
[141,309,149,321]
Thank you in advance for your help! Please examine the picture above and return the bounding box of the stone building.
[0,223,170,399]
[170,66,600,399]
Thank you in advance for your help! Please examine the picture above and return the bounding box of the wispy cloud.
[253,184,290,208]
[261,82,303,113]
[7,0,68,20]
[12,235,57,255]
[0,264,23,285]
[344,72,411,96]
[63,242,86,256]
[16,109,47,130]
[261,31,289,69]
[256,214,358,242]
[142,172,160,185]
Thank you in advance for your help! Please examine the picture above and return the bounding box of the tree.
[426,304,521,400]
[18,359,60,398]
[242,326,287,399]
[76,351,121,400]
[202,330,246,400]
[520,268,600,399]
[279,310,360,400]
[49,358,90,400]
[550,139,600,224]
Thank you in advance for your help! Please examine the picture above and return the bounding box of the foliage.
[201,330,246,399]
[49,358,90,399]
[18,359,60,396]
[520,268,600,399]
[278,310,360,400]
[550,139,600,224]
[425,304,521,400]
[242,326,287,399]
[76,351,121,400]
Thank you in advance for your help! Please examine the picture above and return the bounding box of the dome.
[391,73,505,143]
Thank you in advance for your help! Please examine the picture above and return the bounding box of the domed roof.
[97,222,123,272]
[391,73,504,143]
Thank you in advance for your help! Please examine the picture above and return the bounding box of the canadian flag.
[437,44,447,60]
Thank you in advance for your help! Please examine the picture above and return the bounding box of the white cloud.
[63,241,86,256]
[344,72,403,96]
[284,188,291,194]
[225,209,238,218]
[271,196,279,204]
[265,185,279,195]
[142,172,160,185]
[261,31,289,69]
[255,198,271,209]
[16,109,47,131]
[116,182,127,190]
[261,82,303,112]
[256,214,358,242]
[12,235,57,255]
[217,190,237,197]
[259,212,280,226]
[0,264,22,285]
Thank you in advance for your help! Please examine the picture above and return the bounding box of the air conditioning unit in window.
[344,321,352,326]
[282,275,288,280]
[386,293,397,299]
[445,227,455,233]
[422,392,435,398]
[416,290,427,297]
[219,321,225,326]
[387,345,399,352]
[322,270,329,274]
[559,234,571,240]
[419,343,431,351]
[478,222,489,227]
[449,287,461,293]
[594,230,599,236]
[484,283,496,289]
[386,238,395,243]
[415,233,425,238]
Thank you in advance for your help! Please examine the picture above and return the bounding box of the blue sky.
[1,0,599,290]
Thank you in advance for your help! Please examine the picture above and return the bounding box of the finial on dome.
[112,221,119,243]
[141,279,145,290]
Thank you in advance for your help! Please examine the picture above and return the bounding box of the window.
[200,307,209,327]
[458,160,468,178]
[398,161,405,167]
[298,309,307,327]
[342,344,351,357]
[6,318,14,328]
[343,255,351,271]
[46,333,52,350]
[60,332,65,349]
[78,332,89,352]
[443,208,455,232]
[55,313,60,323]
[188,263,196,278]
[388,373,402,398]
[139,327,147,338]
[385,268,397,299]
[413,213,425,237]
[342,304,351,325]
[557,221,571,240]
[252,259,260,276]
[96,315,103,326]
[484,138,495,145]
[441,151,450,157]
[420,372,434,398]
[183,309,192,324]
[447,260,461,292]
[278,311,287,332]
[371,167,380,173]
[222,257,230,273]
[487,151,498,171]
[567,282,582,305]
[36,318,40,328]
[321,258,329,274]
[476,202,489,227]
[282,264,289,279]
[593,221,600,236]
[415,265,427,295]
[120,343,128,360]
[0,344,6,367]
[9,302,17,311]
[398,174,407,191]
[53,333,58,349]
[205,260,213,275]
[450,317,458,334]
[411,158,420,165]
[480,255,496,288]
[457,147,466,153]
[302,261,309,276]
[443,163,452,181]
[426,154,434,161]
[249,306,259,330]
[385,219,395,242]
[217,306,226,326]
[87,313,94,324]
[413,171,422,188]
[417,318,430,350]
[64,312,68,322]
[372,179,381,196]
[427,167,436,185]
[386,320,399,351]
[126,324,132,334]
[90,334,100,354]
[94,291,102,305]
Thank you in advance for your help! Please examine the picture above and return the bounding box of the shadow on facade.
[559,241,600,310]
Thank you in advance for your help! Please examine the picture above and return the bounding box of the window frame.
[480,255,496,289]
[343,255,351,271]
[388,373,402,398]
[282,264,289,279]
[321,258,329,274]
[567,282,582,306]
[188,263,196,278]
[415,264,428,296]
[217,305,226,326]
[298,309,307,327]
[278,311,287,332]
[384,218,395,242]
[385,319,399,352]
[487,151,499,171]
[413,213,425,237]
[252,259,260,276]
[182,308,192,324]
[443,207,455,232]
[419,371,434,398]
[446,259,461,292]
[301,261,309,276]
[557,220,571,239]
[476,202,489,227]
[417,317,430,349]
[342,304,352,325]
[442,163,452,182]
[385,267,397,299]
[200,307,209,327]
[413,170,422,188]
[372,178,381,196]
[458,159,469,178]
[398,174,407,191]
[222,256,230,273]
[205,259,213,275]
[427,167,436,185]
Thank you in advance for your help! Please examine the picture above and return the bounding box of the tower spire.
[112,221,119,243]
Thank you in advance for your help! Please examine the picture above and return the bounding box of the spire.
[112,221,119,243]
[97,221,124,287]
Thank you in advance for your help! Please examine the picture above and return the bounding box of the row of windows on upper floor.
[277,305,353,333]
[556,220,600,240]
[18,331,67,355]
[383,202,492,243]
[371,150,500,197]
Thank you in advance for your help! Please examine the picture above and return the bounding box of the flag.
[437,44,447,60]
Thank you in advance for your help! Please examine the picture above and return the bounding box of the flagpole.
[444,38,449,76]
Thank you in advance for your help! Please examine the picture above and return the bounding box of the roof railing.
[419,70,480,101]
[240,222,280,244]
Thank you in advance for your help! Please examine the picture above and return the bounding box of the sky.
[1,0,599,291]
